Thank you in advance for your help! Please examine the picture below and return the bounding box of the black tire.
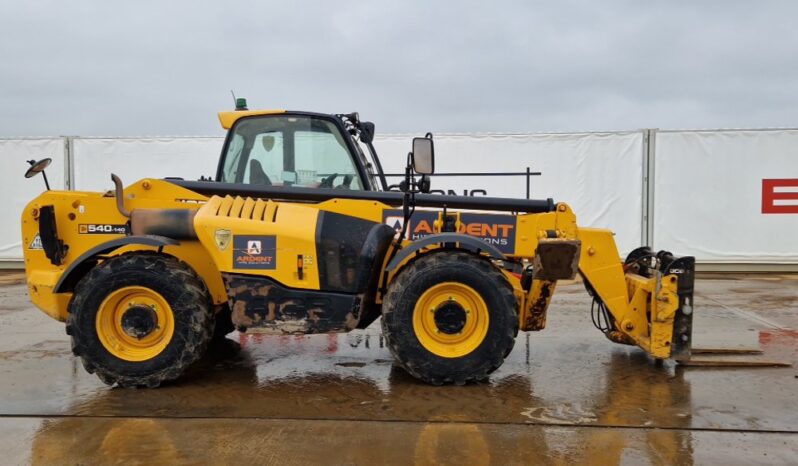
[66,252,214,388]
[381,251,518,385]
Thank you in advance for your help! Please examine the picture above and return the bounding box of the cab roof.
[217,109,286,129]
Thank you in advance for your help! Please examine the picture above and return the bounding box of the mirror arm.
[404,152,413,191]
[397,153,418,245]
[41,170,51,191]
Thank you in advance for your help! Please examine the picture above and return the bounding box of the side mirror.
[412,137,434,175]
[359,122,375,144]
[25,158,52,190]
[25,158,52,179]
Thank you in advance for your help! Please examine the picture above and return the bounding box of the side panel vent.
[212,195,276,222]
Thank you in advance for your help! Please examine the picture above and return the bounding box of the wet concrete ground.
[0,274,796,465]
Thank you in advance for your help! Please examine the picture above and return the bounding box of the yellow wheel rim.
[95,286,175,362]
[413,282,490,358]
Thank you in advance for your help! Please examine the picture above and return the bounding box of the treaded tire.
[66,252,214,388]
[381,251,518,385]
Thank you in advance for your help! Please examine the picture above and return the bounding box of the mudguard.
[53,235,179,293]
[385,232,504,272]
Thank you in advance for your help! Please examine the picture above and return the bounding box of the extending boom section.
[513,203,695,360]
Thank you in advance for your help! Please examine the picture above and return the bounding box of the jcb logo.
[762,179,798,214]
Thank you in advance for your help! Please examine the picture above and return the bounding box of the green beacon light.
[235,97,248,111]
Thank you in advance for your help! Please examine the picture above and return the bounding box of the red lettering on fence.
[762,179,798,214]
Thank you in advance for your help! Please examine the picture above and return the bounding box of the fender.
[53,235,179,293]
[385,233,505,272]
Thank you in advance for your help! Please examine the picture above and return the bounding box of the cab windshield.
[220,115,364,190]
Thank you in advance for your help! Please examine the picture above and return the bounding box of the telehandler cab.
[21,101,695,387]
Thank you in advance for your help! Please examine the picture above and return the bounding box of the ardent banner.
[382,209,517,254]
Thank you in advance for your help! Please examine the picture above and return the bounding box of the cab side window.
[220,115,363,190]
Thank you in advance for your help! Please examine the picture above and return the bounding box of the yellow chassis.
[22,178,691,360]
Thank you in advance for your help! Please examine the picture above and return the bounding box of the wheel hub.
[121,305,159,339]
[434,302,467,335]
[412,282,490,358]
[96,286,175,362]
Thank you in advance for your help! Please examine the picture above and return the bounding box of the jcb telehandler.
[20,101,695,387]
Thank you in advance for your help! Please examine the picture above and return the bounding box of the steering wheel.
[319,173,338,188]
[337,174,354,190]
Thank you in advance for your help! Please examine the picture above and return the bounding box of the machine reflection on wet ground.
[0,275,796,465]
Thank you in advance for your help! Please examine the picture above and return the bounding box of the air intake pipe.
[112,174,198,240]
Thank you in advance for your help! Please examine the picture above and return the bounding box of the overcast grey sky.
[1,1,797,136]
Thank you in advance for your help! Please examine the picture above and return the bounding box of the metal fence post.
[641,129,657,247]
[62,136,76,190]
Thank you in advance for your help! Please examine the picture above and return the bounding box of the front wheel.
[67,252,214,387]
[381,251,518,385]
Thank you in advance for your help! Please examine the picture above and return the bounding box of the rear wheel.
[67,252,214,387]
[381,251,518,385]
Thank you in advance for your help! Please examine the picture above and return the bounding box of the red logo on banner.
[762,179,798,214]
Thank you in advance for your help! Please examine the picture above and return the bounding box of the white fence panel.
[375,132,645,253]
[72,137,224,191]
[24,129,798,266]
[0,138,66,261]
[654,129,798,263]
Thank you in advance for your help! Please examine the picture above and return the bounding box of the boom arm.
[514,204,695,360]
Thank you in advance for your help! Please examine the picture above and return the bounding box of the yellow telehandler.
[20,100,694,387]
